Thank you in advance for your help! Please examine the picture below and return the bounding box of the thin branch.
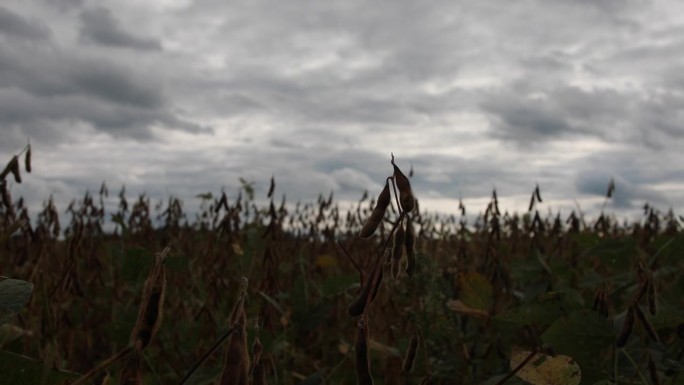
[494,348,538,385]
[178,326,235,385]
[338,240,362,277]
[70,346,133,385]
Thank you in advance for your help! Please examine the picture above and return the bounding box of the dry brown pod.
[360,181,391,238]
[591,288,601,312]
[215,192,228,213]
[10,155,20,183]
[250,336,267,385]
[219,296,250,385]
[1,156,21,183]
[634,275,650,303]
[348,260,381,317]
[355,318,374,385]
[25,145,31,173]
[648,278,658,315]
[119,349,142,385]
[369,262,383,303]
[129,247,168,350]
[648,354,661,385]
[591,286,609,318]
[404,215,416,277]
[390,258,400,281]
[528,192,535,212]
[267,176,275,198]
[634,304,659,342]
[402,334,419,373]
[0,157,12,180]
[534,185,542,202]
[391,220,405,279]
[392,162,415,213]
[607,178,615,198]
[0,181,10,208]
[616,305,635,348]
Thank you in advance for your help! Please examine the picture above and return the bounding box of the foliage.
[0,149,683,385]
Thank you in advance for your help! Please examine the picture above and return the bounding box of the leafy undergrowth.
[0,161,683,384]
[0,350,79,385]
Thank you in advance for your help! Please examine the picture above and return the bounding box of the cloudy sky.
[2,0,684,223]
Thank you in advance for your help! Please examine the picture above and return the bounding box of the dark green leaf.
[0,278,33,325]
[459,272,493,311]
[542,310,614,384]
[0,350,79,385]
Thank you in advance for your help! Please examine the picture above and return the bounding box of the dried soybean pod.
[616,305,635,348]
[252,335,263,367]
[598,289,609,318]
[634,304,659,342]
[402,334,419,373]
[405,215,416,277]
[25,144,31,173]
[391,220,405,279]
[267,176,275,198]
[0,182,10,208]
[534,184,542,202]
[528,192,535,212]
[130,247,168,350]
[215,192,228,213]
[591,286,609,317]
[392,158,415,213]
[220,297,250,385]
[634,275,650,302]
[369,261,383,303]
[348,261,380,316]
[648,354,661,385]
[250,336,266,385]
[360,181,391,238]
[4,156,21,183]
[390,257,400,280]
[591,287,601,312]
[648,278,658,315]
[355,319,374,385]
[607,178,615,198]
[0,157,12,180]
[120,349,142,385]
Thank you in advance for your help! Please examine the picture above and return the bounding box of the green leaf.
[579,238,635,273]
[541,310,614,384]
[0,349,79,384]
[459,272,493,311]
[496,289,583,328]
[165,253,189,274]
[320,273,357,298]
[293,301,332,335]
[650,302,684,330]
[298,370,323,385]
[121,247,154,283]
[0,277,33,325]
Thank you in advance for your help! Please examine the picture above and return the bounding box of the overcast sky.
[2,0,684,224]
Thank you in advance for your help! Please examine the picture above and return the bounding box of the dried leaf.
[510,348,581,385]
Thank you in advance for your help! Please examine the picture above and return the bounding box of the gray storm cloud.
[0,0,683,221]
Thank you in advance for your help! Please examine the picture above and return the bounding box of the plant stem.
[620,348,650,385]
[71,346,132,385]
[178,327,234,385]
[494,348,537,385]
